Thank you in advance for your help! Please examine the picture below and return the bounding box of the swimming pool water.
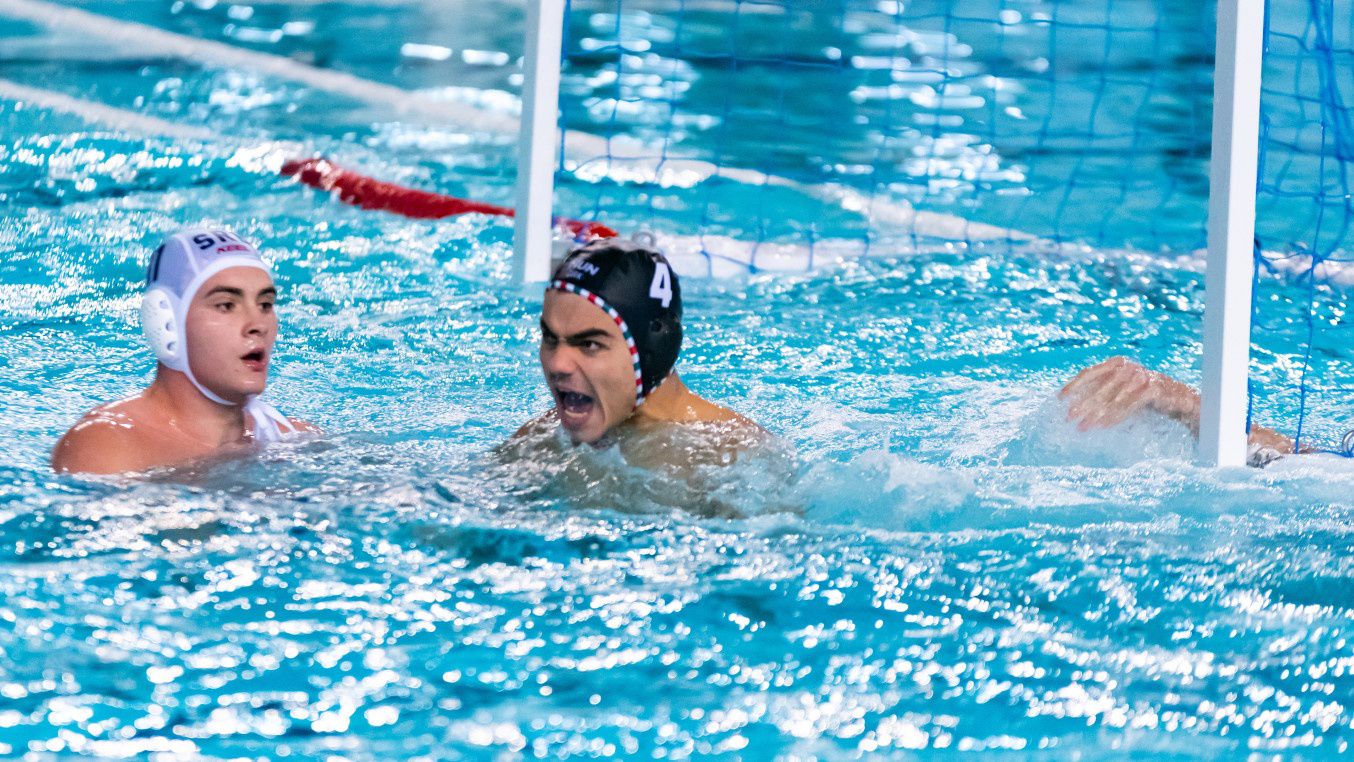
[2,1,1353,758]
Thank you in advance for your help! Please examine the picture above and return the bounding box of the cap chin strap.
[181,365,235,406]
[180,365,291,440]
[179,373,295,445]
[245,397,297,445]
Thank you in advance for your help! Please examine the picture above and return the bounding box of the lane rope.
[281,157,617,239]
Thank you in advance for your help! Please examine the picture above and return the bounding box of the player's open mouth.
[555,389,596,430]
[241,348,267,372]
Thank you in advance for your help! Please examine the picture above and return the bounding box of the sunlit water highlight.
[1,1,1352,759]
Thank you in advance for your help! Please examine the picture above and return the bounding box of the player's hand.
[1058,356,1199,432]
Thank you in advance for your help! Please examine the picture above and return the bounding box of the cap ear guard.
[140,287,184,370]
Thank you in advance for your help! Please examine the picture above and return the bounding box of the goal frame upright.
[1199,0,1266,467]
[513,0,567,283]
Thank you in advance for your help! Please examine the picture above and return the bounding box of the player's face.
[539,290,637,444]
[185,267,277,404]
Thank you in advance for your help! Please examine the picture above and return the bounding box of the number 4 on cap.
[649,263,672,308]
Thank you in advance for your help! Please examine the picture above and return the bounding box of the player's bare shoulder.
[286,418,322,435]
[51,398,153,475]
[511,410,558,441]
[694,396,764,431]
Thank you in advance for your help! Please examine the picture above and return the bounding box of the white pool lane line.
[0,77,218,140]
[0,0,519,135]
[0,0,1030,250]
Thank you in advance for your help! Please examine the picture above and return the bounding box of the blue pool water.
[2,0,1353,758]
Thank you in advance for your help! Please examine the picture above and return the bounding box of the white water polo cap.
[140,228,295,444]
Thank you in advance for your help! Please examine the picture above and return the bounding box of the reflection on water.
[2,442,1352,757]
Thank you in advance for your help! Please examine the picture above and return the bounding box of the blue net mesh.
[552,0,1354,448]
[556,0,1217,270]
[1253,0,1354,452]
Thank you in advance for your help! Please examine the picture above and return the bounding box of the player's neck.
[634,372,702,422]
[145,365,247,445]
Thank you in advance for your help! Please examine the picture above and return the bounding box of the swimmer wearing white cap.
[509,237,768,466]
[52,229,314,475]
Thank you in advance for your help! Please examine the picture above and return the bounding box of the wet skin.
[537,289,641,445]
[510,290,768,464]
[1059,356,1293,456]
[52,267,313,475]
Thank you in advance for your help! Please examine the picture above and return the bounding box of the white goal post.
[512,0,567,283]
[1199,0,1266,467]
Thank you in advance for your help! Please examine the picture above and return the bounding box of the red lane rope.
[280,157,617,240]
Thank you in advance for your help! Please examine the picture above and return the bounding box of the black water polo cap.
[547,237,683,404]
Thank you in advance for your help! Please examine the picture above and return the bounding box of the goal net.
[546,0,1354,451]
